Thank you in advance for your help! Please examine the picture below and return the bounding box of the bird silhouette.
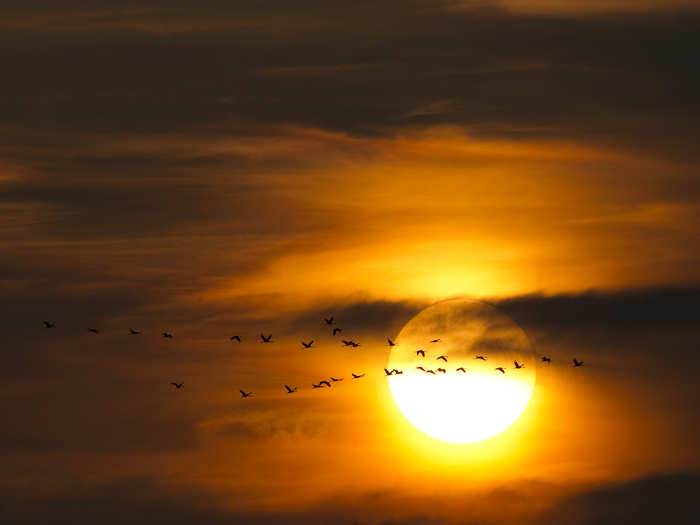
[384,368,394,376]
[324,316,335,325]
[392,369,404,375]
[162,332,173,339]
[332,327,342,336]
[573,358,584,367]
[416,366,426,372]
[230,335,241,342]
[416,349,425,357]
[436,355,448,362]
[43,321,55,328]
[387,338,396,346]
[319,380,331,387]
[351,373,365,379]
[350,342,360,347]
[284,385,297,393]
[431,338,441,343]
[475,355,487,361]
[342,340,353,346]
[437,368,446,374]
[494,367,506,374]
[514,360,525,369]
[302,340,314,348]
[425,369,436,374]
[312,383,323,389]
[240,390,253,398]
[88,328,99,334]
[260,333,272,343]
[129,328,141,335]
[456,367,466,373]
[330,377,344,382]
[541,356,551,363]
[170,382,183,389]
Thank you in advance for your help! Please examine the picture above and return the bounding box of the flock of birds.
[41,315,585,399]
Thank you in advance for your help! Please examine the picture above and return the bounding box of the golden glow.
[388,299,536,443]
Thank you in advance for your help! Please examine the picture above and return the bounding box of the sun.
[388,299,536,443]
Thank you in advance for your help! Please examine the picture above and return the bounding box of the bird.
[240,390,253,398]
[312,383,323,389]
[284,385,297,393]
[324,316,335,325]
[416,349,425,357]
[162,332,173,338]
[129,328,141,335]
[230,335,241,342]
[456,367,466,373]
[332,327,342,336]
[384,368,394,376]
[350,341,360,347]
[425,369,436,374]
[437,368,446,374]
[342,340,353,346]
[88,328,99,334]
[392,369,404,375]
[170,382,183,389]
[475,355,487,361]
[330,377,344,382]
[43,321,55,328]
[514,360,525,369]
[431,338,441,343]
[351,373,365,379]
[260,333,272,343]
[494,367,506,374]
[416,366,426,372]
[573,358,584,367]
[436,355,448,362]
[387,338,396,346]
[319,380,331,387]
[541,356,551,363]
[302,340,314,348]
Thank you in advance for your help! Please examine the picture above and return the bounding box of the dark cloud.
[538,472,700,525]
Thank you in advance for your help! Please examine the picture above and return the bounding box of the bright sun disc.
[388,299,535,443]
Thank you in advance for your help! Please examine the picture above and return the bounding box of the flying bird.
[284,385,297,393]
[416,349,425,357]
[387,338,396,346]
[240,390,253,398]
[260,333,272,343]
[392,369,404,375]
[384,368,394,376]
[350,341,360,347]
[342,340,353,346]
[324,316,335,325]
[88,328,99,334]
[475,355,487,361]
[330,377,344,382]
[351,373,365,379]
[416,366,426,372]
[230,335,241,342]
[437,368,446,374]
[43,321,54,328]
[302,340,314,348]
[129,328,141,335]
[573,358,584,367]
[312,383,323,389]
[514,360,525,369]
[319,380,331,387]
[494,367,506,374]
[541,356,551,363]
[436,355,448,362]
[170,382,183,389]
[162,332,173,338]
[332,327,342,336]
[431,338,441,343]
[456,367,466,373]
[425,369,436,375]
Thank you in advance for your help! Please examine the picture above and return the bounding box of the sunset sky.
[1,1,699,524]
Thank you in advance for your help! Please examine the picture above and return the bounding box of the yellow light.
[388,299,536,444]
